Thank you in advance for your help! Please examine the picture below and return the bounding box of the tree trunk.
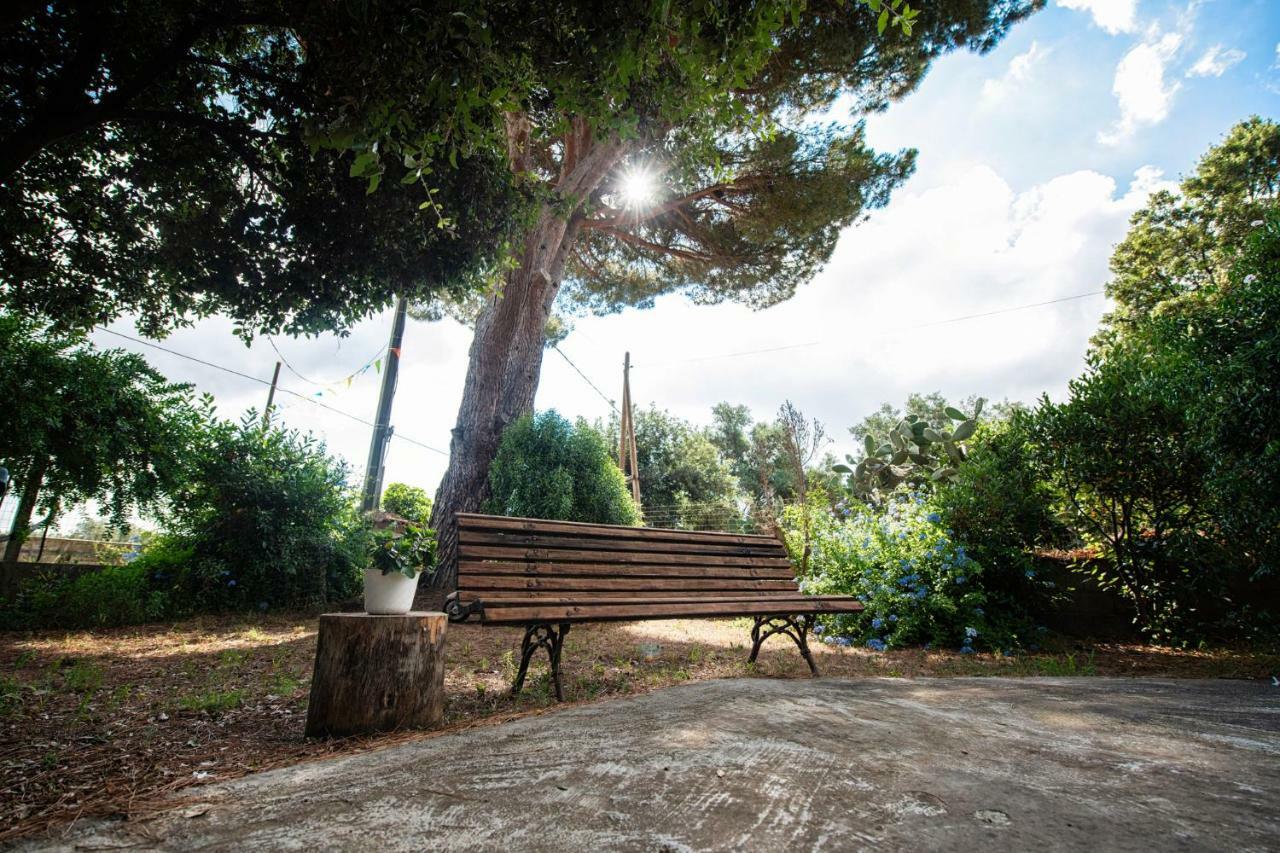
[2,458,47,564]
[304,612,447,738]
[427,128,629,595]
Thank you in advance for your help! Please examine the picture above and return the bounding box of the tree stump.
[305,612,447,738]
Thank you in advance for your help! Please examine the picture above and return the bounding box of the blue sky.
[79,0,1280,510]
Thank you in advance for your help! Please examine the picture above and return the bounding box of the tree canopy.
[0,314,199,560]
[1097,115,1280,344]
[0,1,526,337]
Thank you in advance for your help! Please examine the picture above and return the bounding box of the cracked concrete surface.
[26,678,1279,851]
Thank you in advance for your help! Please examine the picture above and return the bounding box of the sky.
[88,0,1280,501]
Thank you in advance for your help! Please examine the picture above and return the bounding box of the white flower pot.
[363,569,420,615]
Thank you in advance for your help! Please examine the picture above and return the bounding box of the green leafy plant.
[783,490,1025,651]
[381,483,433,525]
[485,411,640,525]
[369,524,437,580]
[834,399,985,498]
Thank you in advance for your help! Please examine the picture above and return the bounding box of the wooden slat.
[457,561,796,580]
[457,513,778,547]
[459,544,790,568]
[458,529,786,557]
[478,599,865,625]
[458,594,861,606]
[459,575,799,592]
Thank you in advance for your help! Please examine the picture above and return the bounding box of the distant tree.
[1096,116,1280,346]
[0,1,524,337]
[380,483,433,527]
[485,411,640,525]
[604,406,743,530]
[0,316,197,562]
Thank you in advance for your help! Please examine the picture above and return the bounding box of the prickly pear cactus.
[833,399,985,498]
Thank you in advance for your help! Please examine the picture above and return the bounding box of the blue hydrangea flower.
[888,614,898,623]
[926,512,941,523]
[964,626,979,639]
[955,575,966,585]
[866,638,887,652]
[959,645,975,655]
[1025,569,1036,579]
[228,579,237,587]
[974,607,985,617]
[871,618,884,629]
[814,623,825,635]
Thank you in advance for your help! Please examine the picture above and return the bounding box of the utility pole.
[618,351,641,506]
[263,361,282,427]
[361,296,409,512]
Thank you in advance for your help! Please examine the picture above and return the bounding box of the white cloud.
[1057,0,1139,35]
[84,162,1176,494]
[1098,32,1183,146]
[981,41,1052,107]
[1186,44,1245,77]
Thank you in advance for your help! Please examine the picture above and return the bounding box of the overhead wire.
[94,327,448,456]
[550,343,620,414]
[633,289,1107,369]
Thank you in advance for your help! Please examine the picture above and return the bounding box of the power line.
[551,343,619,414]
[266,335,387,389]
[94,327,448,456]
[635,289,1107,369]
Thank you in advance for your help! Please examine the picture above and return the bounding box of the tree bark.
[2,458,47,564]
[304,612,447,738]
[427,128,629,594]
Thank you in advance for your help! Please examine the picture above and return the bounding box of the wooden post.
[305,611,447,738]
[619,352,641,507]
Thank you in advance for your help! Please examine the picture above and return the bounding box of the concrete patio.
[29,677,1279,851]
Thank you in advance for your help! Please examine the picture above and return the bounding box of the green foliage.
[368,524,437,580]
[0,2,526,337]
[0,564,171,630]
[932,418,1068,620]
[163,407,361,610]
[0,316,199,553]
[1098,116,1280,346]
[486,411,640,525]
[785,491,1023,650]
[834,398,985,498]
[606,405,744,529]
[381,483,433,525]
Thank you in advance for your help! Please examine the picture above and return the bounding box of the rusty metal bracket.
[748,614,819,676]
[512,622,571,700]
[444,593,484,623]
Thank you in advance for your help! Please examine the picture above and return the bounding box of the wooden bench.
[443,513,865,700]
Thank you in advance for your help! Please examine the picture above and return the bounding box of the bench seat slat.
[457,594,861,607]
[459,544,791,568]
[457,513,775,546]
[459,530,787,557]
[459,575,801,592]
[478,599,865,624]
[457,561,796,580]
[461,589,820,600]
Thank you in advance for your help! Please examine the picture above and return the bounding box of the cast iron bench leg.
[748,614,819,676]
[512,622,571,700]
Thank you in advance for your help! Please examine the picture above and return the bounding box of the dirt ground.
[1,613,1276,844]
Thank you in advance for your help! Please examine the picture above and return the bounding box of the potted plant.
[363,518,435,615]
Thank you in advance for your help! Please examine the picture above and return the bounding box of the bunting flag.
[374,358,382,374]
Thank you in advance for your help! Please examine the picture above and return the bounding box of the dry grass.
[1,613,1276,843]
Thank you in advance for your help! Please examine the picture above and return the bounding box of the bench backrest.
[453,513,801,624]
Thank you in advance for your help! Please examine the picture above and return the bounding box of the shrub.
[0,564,171,629]
[381,482,432,525]
[932,417,1067,624]
[485,411,640,524]
[784,490,1030,651]
[164,409,360,611]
